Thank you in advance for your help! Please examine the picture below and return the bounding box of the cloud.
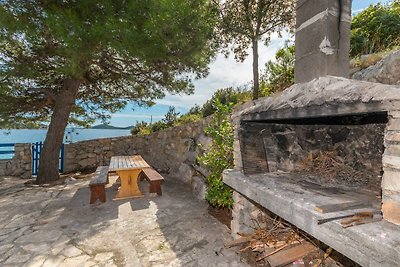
[109,34,290,125]
[156,34,289,109]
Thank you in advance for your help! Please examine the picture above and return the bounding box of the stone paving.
[0,175,247,267]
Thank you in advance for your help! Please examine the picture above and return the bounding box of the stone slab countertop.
[238,76,400,121]
[223,169,400,267]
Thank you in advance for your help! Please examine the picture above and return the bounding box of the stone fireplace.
[222,0,400,264]
[223,76,400,266]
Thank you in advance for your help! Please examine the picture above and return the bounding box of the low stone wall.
[0,144,32,179]
[64,118,212,200]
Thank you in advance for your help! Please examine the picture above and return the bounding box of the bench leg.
[139,171,145,181]
[90,185,106,204]
[149,181,162,196]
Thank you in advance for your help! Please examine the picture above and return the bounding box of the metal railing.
[32,142,64,176]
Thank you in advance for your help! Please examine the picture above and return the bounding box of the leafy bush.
[351,1,400,57]
[198,100,234,208]
[149,120,168,132]
[131,106,178,135]
[175,113,202,125]
[131,121,152,135]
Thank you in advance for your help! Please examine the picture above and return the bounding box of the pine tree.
[0,0,217,183]
[214,0,295,99]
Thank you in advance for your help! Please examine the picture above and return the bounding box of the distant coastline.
[0,123,134,131]
[91,123,133,130]
[0,128,132,145]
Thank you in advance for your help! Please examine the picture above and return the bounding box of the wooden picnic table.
[109,155,150,200]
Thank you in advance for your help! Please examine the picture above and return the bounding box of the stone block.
[385,132,400,143]
[387,119,400,131]
[382,200,400,225]
[389,111,400,119]
[191,176,207,201]
[21,172,31,179]
[382,155,400,170]
[78,157,97,168]
[231,191,267,238]
[177,163,194,184]
[382,169,400,191]
[385,144,400,156]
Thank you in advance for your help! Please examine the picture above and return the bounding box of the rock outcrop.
[352,50,400,85]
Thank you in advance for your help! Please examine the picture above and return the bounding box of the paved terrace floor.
[0,175,246,267]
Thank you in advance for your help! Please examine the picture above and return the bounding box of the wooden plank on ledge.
[267,243,316,267]
[315,201,368,213]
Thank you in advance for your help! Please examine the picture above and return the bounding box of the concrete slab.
[0,176,247,267]
[223,169,400,267]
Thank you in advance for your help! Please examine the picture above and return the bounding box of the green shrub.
[201,87,251,117]
[163,106,180,127]
[137,126,152,135]
[351,1,400,57]
[175,113,202,125]
[150,120,169,132]
[131,121,152,135]
[262,44,295,93]
[198,99,234,208]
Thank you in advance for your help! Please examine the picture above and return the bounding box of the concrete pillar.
[294,0,351,83]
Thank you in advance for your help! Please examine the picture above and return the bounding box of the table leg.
[114,169,143,199]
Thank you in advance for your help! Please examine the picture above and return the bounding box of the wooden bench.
[89,166,109,204]
[139,168,164,196]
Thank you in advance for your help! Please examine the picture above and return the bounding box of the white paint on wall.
[296,9,329,32]
[319,37,335,55]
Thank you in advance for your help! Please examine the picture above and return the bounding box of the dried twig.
[256,243,289,262]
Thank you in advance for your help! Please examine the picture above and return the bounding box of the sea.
[0,128,132,159]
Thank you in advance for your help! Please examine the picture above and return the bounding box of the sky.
[106,0,390,127]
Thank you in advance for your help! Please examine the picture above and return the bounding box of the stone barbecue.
[223,76,400,266]
[222,0,400,264]
[237,76,400,222]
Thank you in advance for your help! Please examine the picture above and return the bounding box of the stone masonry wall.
[382,111,400,225]
[231,191,270,239]
[64,118,212,201]
[0,144,32,179]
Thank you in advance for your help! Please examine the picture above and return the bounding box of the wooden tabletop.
[109,155,150,171]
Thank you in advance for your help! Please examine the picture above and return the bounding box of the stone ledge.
[241,76,400,122]
[223,169,400,267]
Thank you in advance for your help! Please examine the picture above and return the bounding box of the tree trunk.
[252,39,260,100]
[36,79,81,184]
